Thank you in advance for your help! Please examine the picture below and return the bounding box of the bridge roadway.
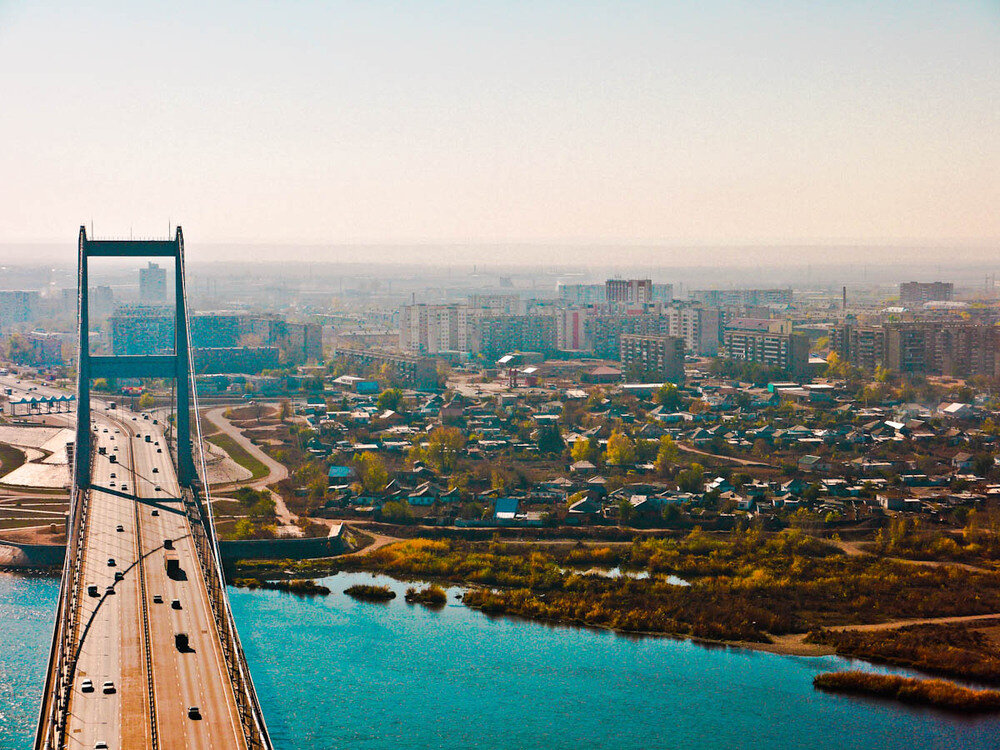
[62,405,248,750]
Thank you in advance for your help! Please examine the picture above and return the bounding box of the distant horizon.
[2,1,998,249]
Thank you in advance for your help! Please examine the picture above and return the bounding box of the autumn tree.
[570,437,597,463]
[654,435,679,475]
[604,429,636,467]
[416,426,465,473]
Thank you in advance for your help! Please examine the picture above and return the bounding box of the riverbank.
[232,529,1000,667]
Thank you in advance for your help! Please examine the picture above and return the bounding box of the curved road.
[203,406,299,535]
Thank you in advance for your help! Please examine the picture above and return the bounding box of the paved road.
[61,406,249,749]
[203,406,299,535]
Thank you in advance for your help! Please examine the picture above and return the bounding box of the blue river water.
[3,570,1000,749]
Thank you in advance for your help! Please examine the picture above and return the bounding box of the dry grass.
[814,671,1000,712]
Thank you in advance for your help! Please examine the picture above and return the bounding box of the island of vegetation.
[344,584,396,601]
[404,584,447,605]
[813,671,1000,712]
[233,577,330,596]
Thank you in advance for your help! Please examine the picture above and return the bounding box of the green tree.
[137,392,155,410]
[354,451,389,493]
[377,387,403,412]
[380,500,414,523]
[654,383,683,410]
[536,424,564,454]
[676,462,705,493]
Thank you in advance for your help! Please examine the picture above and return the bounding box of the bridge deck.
[62,409,248,749]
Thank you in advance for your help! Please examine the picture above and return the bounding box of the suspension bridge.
[34,227,272,749]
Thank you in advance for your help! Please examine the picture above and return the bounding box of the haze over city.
[1,0,998,258]
[5,3,1000,750]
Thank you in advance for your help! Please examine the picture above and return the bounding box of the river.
[3,571,1000,749]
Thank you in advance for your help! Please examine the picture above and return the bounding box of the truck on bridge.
[164,553,181,579]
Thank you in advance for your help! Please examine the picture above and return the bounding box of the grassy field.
[207,433,269,482]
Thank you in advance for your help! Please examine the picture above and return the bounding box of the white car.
[102,681,115,694]
[80,678,94,692]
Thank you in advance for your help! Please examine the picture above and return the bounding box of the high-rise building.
[722,321,809,376]
[110,305,174,355]
[883,322,999,377]
[620,334,685,383]
[689,289,793,307]
[899,282,954,305]
[474,314,557,360]
[829,324,885,371]
[0,290,40,329]
[556,308,590,351]
[139,262,167,303]
[606,278,653,305]
[399,304,477,354]
[557,283,606,305]
[664,305,719,355]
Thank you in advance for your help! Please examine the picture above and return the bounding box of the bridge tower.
[74,226,197,488]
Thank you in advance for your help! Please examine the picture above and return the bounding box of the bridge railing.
[185,487,272,749]
[34,482,91,750]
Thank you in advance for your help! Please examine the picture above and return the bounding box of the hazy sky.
[0,1,997,249]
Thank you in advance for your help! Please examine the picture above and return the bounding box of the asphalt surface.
[59,406,248,750]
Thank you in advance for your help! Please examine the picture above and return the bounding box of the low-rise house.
[952,452,974,472]
[798,454,830,473]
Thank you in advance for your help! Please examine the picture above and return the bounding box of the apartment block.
[606,279,653,305]
[474,314,558,360]
[139,262,167,303]
[664,305,720,355]
[557,283,606,305]
[335,348,439,390]
[0,290,40,329]
[899,282,953,305]
[723,324,810,376]
[557,308,590,351]
[829,324,885,370]
[399,303,476,354]
[883,322,1000,377]
[690,289,793,307]
[620,334,685,384]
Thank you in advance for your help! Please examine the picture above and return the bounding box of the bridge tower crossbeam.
[74,226,197,488]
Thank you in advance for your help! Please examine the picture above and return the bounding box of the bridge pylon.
[74,226,197,488]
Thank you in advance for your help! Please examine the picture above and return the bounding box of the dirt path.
[338,527,400,558]
[825,537,994,572]
[202,406,299,536]
[825,612,1000,633]
[677,443,775,468]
